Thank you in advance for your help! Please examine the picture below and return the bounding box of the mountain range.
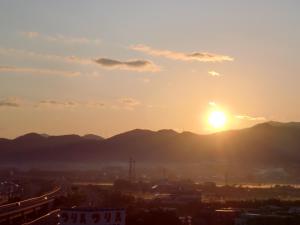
[1,121,300,170]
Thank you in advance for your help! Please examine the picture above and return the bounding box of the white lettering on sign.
[59,209,126,225]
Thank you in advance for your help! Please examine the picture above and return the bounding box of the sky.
[0,0,300,138]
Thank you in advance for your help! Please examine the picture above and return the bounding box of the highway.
[22,205,79,225]
[0,187,60,225]
[0,187,60,213]
[22,209,60,225]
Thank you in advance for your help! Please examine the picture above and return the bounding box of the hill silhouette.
[1,122,300,169]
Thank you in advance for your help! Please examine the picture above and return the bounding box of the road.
[0,187,60,214]
[0,187,60,225]
[22,209,59,225]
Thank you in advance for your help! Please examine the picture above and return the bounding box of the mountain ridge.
[1,121,300,169]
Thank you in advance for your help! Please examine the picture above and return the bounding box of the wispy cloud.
[0,48,159,72]
[0,66,80,77]
[140,77,150,83]
[38,98,141,110]
[208,102,266,122]
[130,44,234,62]
[94,58,160,72]
[1,96,145,112]
[37,100,107,109]
[21,31,101,46]
[235,115,266,121]
[0,48,91,65]
[38,100,79,107]
[208,70,222,77]
[0,97,22,107]
[118,97,141,110]
[86,101,106,108]
[22,32,39,38]
[209,101,218,107]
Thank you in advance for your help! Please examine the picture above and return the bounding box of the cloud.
[118,97,141,110]
[22,32,39,38]
[0,97,22,107]
[146,104,167,110]
[119,98,140,106]
[37,100,106,109]
[94,58,160,72]
[235,115,266,121]
[38,100,79,107]
[21,32,101,46]
[208,70,222,77]
[0,96,145,111]
[86,101,106,108]
[38,98,141,110]
[0,48,91,65]
[130,44,234,62]
[140,77,150,83]
[209,101,218,107]
[0,48,158,72]
[0,66,80,77]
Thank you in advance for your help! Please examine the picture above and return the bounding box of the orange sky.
[0,1,299,138]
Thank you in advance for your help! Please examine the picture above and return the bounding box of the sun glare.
[208,111,227,129]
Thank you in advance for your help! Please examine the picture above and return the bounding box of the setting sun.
[208,111,227,129]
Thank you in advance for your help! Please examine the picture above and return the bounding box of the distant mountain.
[212,121,300,166]
[82,134,104,141]
[0,138,10,145]
[267,121,300,129]
[15,133,45,143]
[39,133,50,138]
[1,122,300,170]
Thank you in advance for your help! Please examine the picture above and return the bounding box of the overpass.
[22,209,60,225]
[0,187,60,225]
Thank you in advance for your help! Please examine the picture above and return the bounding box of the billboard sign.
[58,208,126,225]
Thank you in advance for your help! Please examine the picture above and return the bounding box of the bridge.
[0,187,60,225]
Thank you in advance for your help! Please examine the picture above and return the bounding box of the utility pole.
[225,171,228,186]
[128,157,133,182]
[133,159,136,181]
